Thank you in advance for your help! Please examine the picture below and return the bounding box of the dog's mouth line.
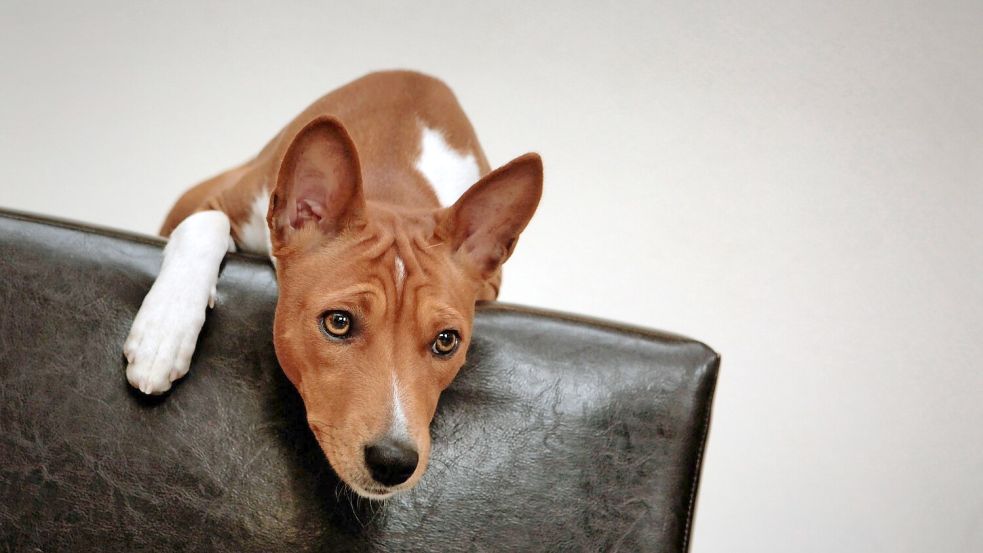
[350,483,397,500]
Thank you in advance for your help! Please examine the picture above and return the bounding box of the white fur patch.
[123,210,231,395]
[238,189,272,256]
[415,126,480,206]
[390,376,411,439]
[394,255,406,294]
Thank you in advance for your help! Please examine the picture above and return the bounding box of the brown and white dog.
[122,71,542,499]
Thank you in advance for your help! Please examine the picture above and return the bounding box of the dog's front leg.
[124,210,234,394]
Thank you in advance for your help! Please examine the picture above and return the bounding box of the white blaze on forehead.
[237,188,273,256]
[394,254,406,293]
[390,375,411,439]
[415,126,480,206]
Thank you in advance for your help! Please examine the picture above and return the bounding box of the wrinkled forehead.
[285,214,474,319]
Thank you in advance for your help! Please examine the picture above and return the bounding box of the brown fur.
[159,70,542,497]
[161,71,490,239]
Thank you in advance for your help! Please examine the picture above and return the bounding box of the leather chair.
[0,209,718,552]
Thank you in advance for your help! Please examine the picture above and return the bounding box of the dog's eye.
[431,330,460,356]
[320,310,353,338]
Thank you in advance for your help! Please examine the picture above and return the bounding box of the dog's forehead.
[356,211,453,275]
[299,223,462,302]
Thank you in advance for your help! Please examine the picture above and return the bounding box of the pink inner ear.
[290,197,326,230]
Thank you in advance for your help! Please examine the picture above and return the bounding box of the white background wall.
[2,1,980,551]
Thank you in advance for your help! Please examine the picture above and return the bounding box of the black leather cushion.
[0,209,718,552]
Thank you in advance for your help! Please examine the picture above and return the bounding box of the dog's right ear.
[269,116,365,249]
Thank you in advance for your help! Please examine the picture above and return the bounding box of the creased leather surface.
[0,209,719,552]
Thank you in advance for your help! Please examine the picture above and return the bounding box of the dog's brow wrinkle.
[368,273,388,292]
[400,279,424,301]
[356,231,394,260]
[392,230,421,268]
[360,243,389,262]
[318,283,380,307]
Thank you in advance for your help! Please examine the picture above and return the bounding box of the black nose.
[364,439,419,487]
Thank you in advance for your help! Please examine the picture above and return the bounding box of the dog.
[122,70,543,499]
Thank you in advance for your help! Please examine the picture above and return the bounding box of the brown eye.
[431,330,460,356]
[320,310,353,338]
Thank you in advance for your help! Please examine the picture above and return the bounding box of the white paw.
[123,210,231,395]
[124,283,208,395]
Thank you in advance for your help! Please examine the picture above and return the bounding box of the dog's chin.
[347,482,398,501]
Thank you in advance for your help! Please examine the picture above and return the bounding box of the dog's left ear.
[440,153,543,279]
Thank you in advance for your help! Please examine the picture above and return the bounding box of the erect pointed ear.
[440,153,543,278]
[268,116,365,248]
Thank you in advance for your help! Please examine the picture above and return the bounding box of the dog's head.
[266,116,542,499]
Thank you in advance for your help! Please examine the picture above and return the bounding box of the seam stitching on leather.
[681,355,719,553]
